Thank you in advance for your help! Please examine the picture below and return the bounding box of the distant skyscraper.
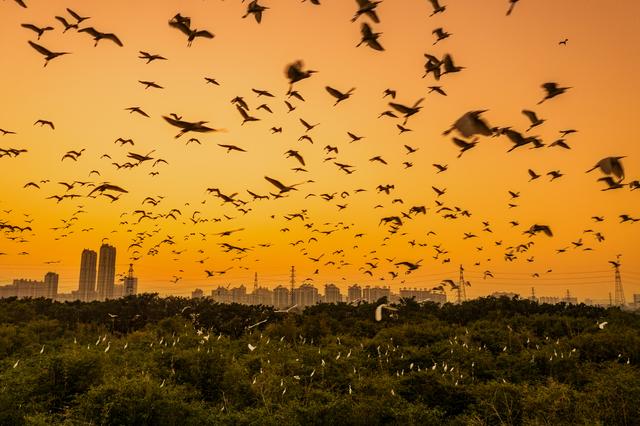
[78,249,97,302]
[44,272,59,299]
[348,284,363,303]
[97,244,116,300]
[273,285,290,309]
[324,283,342,303]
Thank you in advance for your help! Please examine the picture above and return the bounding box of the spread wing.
[28,41,52,56]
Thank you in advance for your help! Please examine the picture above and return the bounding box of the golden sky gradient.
[1,0,639,300]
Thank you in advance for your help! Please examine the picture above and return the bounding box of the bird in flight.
[358,23,384,51]
[66,8,90,25]
[169,13,215,47]
[55,16,78,33]
[34,119,54,130]
[427,0,446,16]
[586,156,625,181]
[243,0,269,23]
[218,144,246,153]
[21,23,54,39]
[264,176,302,193]
[139,51,167,63]
[162,115,221,138]
[325,86,355,105]
[79,27,124,47]
[138,81,163,90]
[285,60,317,87]
[352,0,381,23]
[538,82,570,104]
[28,41,70,67]
[125,107,149,118]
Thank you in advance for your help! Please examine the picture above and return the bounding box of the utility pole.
[456,265,467,304]
[290,266,295,307]
[613,256,625,307]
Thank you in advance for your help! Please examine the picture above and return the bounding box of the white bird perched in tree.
[375,303,398,321]
[248,343,257,351]
[597,321,608,329]
[13,360,20,368]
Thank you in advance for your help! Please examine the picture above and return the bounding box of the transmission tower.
[253,272,258,293]
[456,265,467,304]
[290,266,296,306]
[613,257,625,306]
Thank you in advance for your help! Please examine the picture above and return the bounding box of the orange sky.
[1,0,639,301]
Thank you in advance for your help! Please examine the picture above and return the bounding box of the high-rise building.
[78,249,97,302]
[362,286,390,303]
[294,283,319,308]
[44,272,59,299]
[123,264,138,297]
[273,285,290,309]
[324,283,342,303]
[192,288,204,299]
[97,244,116,300]
[348,284,362,303]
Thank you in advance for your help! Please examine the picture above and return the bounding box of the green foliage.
[0,295,638,425]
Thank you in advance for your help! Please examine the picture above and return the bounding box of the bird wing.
[388,102,411,114]
[325,86,343,99]
[105,33,124,46]
[194,30,214,39]
[367,38,384,51]
[237,105,250,120]
[28,41,52,56]
[162,115,191,129]
[452,137,470,148]
[360,22,374,38]
[264,176,287,191]
[521,109,538,123]
[66,8,83,21]
[21,23,39,32]
[169,20,192,36]
[78,27,100,37]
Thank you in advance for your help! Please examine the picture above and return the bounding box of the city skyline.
[0,242,636,305]
[1,0,639,302]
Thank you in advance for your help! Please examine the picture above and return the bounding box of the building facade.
[96,244,116,300]
[78,249,97,302]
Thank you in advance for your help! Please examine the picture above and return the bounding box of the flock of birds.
[1,0,638,296]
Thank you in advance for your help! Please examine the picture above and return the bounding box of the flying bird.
[169,14,215,47]
[28,41,70,67]
[139,51,167,63]
[538,82,570,104]
[586,157,625,181]
[243,0,269,23]
[21,23,54,39]
[162,115,221,138]
[79,27,124,47]
[358,23,384,51]
[325,86,355,105]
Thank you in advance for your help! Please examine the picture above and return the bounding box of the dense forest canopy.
[1,295,639,425]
